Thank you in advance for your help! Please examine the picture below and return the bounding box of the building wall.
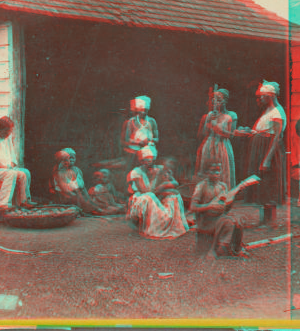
[21,16,287,198]
[0,21,25,166]
[291,40,300,167]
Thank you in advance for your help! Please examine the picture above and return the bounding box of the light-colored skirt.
[127,191,189,239]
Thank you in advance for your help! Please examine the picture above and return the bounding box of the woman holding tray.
[235,80,286,209]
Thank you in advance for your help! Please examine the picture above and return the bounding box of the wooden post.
[11,20,26,167]
[0,20,25,167]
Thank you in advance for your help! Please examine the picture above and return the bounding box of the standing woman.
[237,81,286,207]
[120,96,159,193]
[217,89,238,132]
[121,96,159,170]
[195,89,236,190]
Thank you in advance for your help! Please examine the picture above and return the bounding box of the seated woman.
[189,158,249,259]
[88,169,126,214]
[50,148,104,215]
[126,144,189,239]
[0,116,36,209]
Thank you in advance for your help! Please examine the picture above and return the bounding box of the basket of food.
[237,126,252,134]
[2,205,81,229]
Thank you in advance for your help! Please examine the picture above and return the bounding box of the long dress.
[127,165,189,239]
[195,111,236,190]
[0,135,31,207]
[244,105,287,205]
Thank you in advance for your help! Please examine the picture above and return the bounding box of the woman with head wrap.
[50,148,104,215]
[126,144,189,239]
[121,96,159,179]
[88,169,126,214]
[195,89,236,190]
[235,81,286,221]
[122,96,158,152]
[0,116,35,208]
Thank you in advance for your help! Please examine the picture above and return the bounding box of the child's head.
[0,116,14,139]
[203,159,222,182]
[93,169,111,184]
[61,148,76,166]
[160,157,177,173]
[162,168,173,181]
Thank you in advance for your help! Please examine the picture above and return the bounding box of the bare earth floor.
[0,202,291,319]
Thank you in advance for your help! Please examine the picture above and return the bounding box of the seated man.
[189,159,249,259]
[0,116,35,209]
[50,148,104,215]
[88,169,126,214]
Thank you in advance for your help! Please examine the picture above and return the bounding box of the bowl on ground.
[2,205,81,229]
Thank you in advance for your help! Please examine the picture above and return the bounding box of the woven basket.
[3,205,80,229]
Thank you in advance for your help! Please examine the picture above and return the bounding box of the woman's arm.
[122,119,142,147]
[189,182,225,214]
[154,178,178,194]
[197,114,207,140]
[212,117,233,138]
[53,172,77,195]
[229,112,238,132]
[190,198,225,214]
[151,118,159,144]
[203,113,213,136]
[231,119,237,132]
[131,177,151,194]
[260,120,283,171]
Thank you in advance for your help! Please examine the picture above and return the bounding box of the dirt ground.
[289,200,300,320]
[0,201,291,320]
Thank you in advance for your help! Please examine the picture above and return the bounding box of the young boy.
[88,169,126,214]
[189,159,249,259]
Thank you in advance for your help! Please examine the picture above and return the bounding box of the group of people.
[49,148,126,215]
[195,82,286,205]
[0,79,287,260]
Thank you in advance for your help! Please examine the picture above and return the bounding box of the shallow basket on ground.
[2,205,81,229]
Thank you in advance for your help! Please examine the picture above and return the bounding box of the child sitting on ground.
[88,169,126,215]
[189,158,249,259]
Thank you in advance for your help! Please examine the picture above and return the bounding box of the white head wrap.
[93,169,110,179]
[130,95,151,112]
[137,144,157,161]
[135,98,146,110]
[260,85,276,94]
[61,148,76,156]
[137,96,151,110]
[55,150,70,163]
